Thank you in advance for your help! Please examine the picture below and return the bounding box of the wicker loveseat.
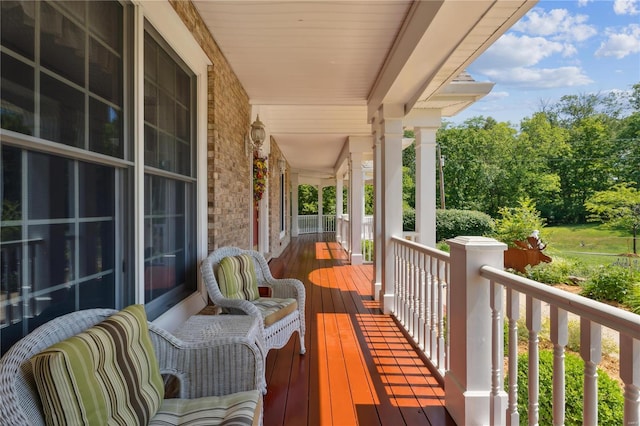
[201,247,306,354]
[0,307,263,425]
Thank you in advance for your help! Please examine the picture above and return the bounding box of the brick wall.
[170,1,252,251]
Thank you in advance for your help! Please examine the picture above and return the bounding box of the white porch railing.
[297,214,335,234]
[391,235,640,426]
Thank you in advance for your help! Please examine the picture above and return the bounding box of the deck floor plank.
[263,234,454,425]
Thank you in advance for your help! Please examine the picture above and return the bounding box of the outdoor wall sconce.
[250,115,266,151]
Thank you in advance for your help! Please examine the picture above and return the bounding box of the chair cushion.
[217,254,260,301]
[253,297,298,327]
[30,305,164,426]
[150,390,262,426]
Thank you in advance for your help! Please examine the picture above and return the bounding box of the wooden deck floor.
[263,234,456,426]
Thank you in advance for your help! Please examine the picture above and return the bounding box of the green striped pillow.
[217,254,260,301]
[30,305,164,426]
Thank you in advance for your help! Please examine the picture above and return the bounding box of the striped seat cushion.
[30,305,164,426]
[150,390,262,426]
[253,297,298,327]
[217,254,260,301]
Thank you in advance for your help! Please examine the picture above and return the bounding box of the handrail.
[480,264,640,340]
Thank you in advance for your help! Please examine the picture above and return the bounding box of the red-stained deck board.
[263,234,455,425]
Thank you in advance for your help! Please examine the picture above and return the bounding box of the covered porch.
[259,233,454,425]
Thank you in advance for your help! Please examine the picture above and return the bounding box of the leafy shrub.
[403,207,415,231]
[513,350,623,425]
[581,264,639,303]
[403,208,494,240]
[493,198,546,247]
[435,209,494,241]
[436,241,450,252]
[525,257,579,285]
[625,282,640,314]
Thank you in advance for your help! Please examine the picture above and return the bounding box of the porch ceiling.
[193,0,535,180]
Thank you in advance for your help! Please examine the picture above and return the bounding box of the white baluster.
[437,258,445,369]
[506,288,520,426]
[491,280,507,425]
[580,319,601,425]
[620,334,639,426]
[527,296,541,425]
[550,307,568,426]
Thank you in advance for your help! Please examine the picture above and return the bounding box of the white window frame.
[134,1,210,329]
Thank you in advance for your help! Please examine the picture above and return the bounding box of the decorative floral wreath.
[253,155,268,202]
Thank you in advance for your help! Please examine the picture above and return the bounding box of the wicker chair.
[0,308,264,426]
[201,247,306,354]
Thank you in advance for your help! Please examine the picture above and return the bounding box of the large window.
[1,1,201,354]
[143,27,196,315]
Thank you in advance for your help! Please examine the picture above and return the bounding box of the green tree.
[492,197,546,247]
[298,184,318,215]
[585,183,640,254]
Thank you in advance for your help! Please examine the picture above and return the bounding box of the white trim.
[135,1,211,70]
[133,5,145,304]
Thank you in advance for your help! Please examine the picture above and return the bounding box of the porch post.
[317,184,324,233]
[336,175,343,244]
[350,151,363,265]
[379,104,404,314]
[291,173,299,237]
[414,123,439,247]
[372,117,382,300]
[445,236,507,426]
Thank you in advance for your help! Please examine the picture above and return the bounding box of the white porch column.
[372,120,382,300]
[291,173,299,237]
[336,175,343,243]
[445,236,507,426]
[414,124,439,247]
[317,185,323,233]
[349,152,363,265]
[379,105,404,313]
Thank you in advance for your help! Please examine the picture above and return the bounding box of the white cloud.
[483,91,509,101]
[595,24,640,58]
[577,0,593,6]
[479,67,593,89]
[473,34,567,70]
[512,8,597,42]
[614,0,639,15]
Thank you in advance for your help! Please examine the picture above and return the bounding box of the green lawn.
[543,223,638,268]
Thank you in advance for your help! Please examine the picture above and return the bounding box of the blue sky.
[450,0,640,125]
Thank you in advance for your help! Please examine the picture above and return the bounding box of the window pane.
[40,2,85,87]
[89,98,123,157]
[145,125,158,169]
[40,73,84,147]
[79,162,114,217]
[1,53,34,135]
[79,221,114,277]
[1,0,35,60]
[144,31,193,177]
[144,175,192,304]
[28,152,74,220]
[79,276,115,310]
[144,81,158,126]
[28,223,75,286]
[89,38,122,105]
[88,1,121,50]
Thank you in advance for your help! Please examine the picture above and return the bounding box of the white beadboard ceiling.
[193,0,535,181]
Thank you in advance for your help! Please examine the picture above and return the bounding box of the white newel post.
[445,236,507,426]
[350,152,363,265]
[336,176,343,244]
[291,173,299,237]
